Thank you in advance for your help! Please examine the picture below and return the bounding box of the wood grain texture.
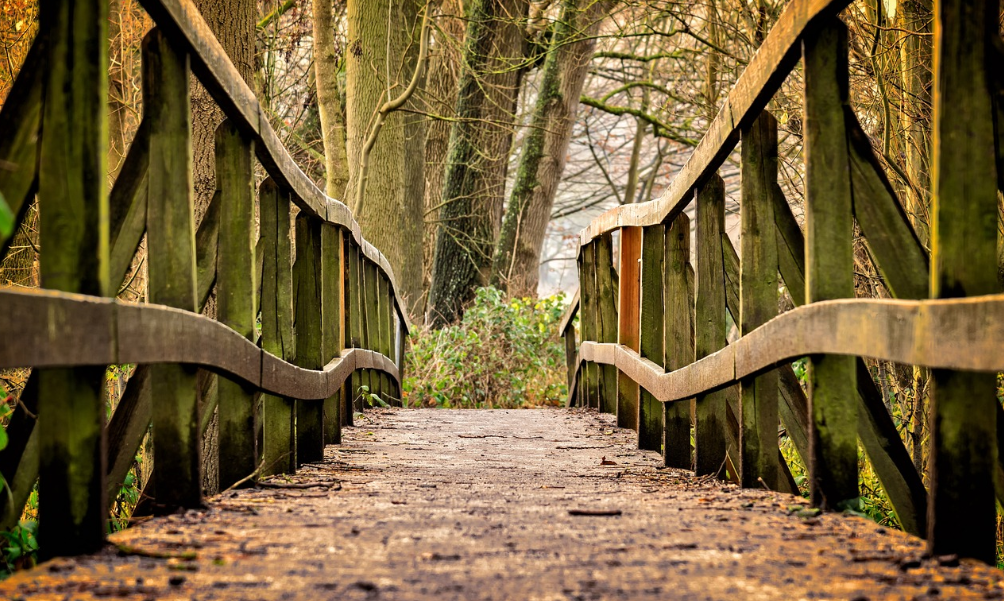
[320,224,344,442]
[638,225,665,451]
[579,243,599,409]
[695,176,729,477]
[927,0,999,563]
[595,234,619,414]
[108,119,150,288]
[294,215,324,465]
[617,227,642,430]
[803,20,857,509]
[664,214,693,469]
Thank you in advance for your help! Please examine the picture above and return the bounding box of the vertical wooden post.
[294,214,324,464]
[579,243,599,408]
[347,241,365,414]
[595,233,620,414]
[664,213,693,468]
[638,225,665,451]
[928,0,998,563]
[320,224,344,444]
[215,119,257,489]
[618,227,642,431]
[37,0,109,556]
[379,275,396,404]
[142,28,203,512]
[803,20,857,509]
[739,111,779,490]
[260,178,295,475]
[695,176,729,477]
[363,259,381,399]
[564,325,577,391]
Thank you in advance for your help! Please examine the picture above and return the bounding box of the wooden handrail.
[577,0,850,246]
[136,0,411,328]
[0,288,400,400]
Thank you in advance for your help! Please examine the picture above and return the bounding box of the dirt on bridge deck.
[4,408,1004,601]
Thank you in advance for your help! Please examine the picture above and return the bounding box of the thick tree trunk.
[313,0,350,199]
[345,0,426,318]
[191,0,256,495]
[427,0,529,326]
[489,0,605,297]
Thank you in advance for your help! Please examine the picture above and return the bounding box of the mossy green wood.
[664,213,693,469]
[215,119,257,489]
[36,0,110,555]
[347,241,365,414]
[738,111,779,491]
[375,272,391,403]
[141,28,203,513]
[258,179,296,475]
[803,20,857,510]
[595,233,620,414]
[294,214,324,465]
[320,223,344,444]
[928,0,998,563]
[363,259,381,399]
[580,243,600,408]
[617,228,642,430]
[379,275,396,404]
[638,225,665,451]
[695,175,729,478]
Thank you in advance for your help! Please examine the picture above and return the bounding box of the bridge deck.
[4,408,1001,600]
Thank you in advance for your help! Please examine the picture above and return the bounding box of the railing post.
[638,224,665,451]
[803,20,857,509]
[142,28,203,512]
[579,243,599,408]
[215,119,257,489]
[260,178,296,475]
[739,111,779,490]
[363,258,381,400]
[320,223,344,444]
[347,241,364,414]
[294,214,324,464]
[927,0,999,562]
[595,233,619,414]
[379,275,397,404]
[617,227,642,431]
[664,213,693,468]
[37,0,110,556]
[695,175,729,477]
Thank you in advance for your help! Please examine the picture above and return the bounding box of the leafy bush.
[404,287,568,409]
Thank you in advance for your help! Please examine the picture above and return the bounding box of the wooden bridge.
[2,0,1004,597]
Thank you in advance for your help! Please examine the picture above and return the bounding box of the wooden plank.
[294,214,324,465]
[595,234,619,414]
[105,366,151,501]
[35,0,110,557]
[638,225,665,451]
[927,0,999,563]
[846,111,929,300]
[347,240,364,414]
[195,190,222,308]
[215,119,257,489]
[363,258,380,401]
[803,20,857,509]
[617,228,642,430]
[143,29,201,512]
[695,175,729,477]
[579,243,599,409]
[738,111,779,490]
[320,224,344,443]
[772,183,805,307]
[260,178,296,475]
[108,119,150,287]
[664,214,693,468]
[379,275,397,405]
[0,34,44,254]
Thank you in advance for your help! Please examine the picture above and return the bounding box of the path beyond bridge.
[4,408,1001,600]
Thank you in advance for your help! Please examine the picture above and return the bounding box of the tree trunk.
[191,0,256,495]
[421,0,464,303]
[427,0,529,325]
[489,0,605,297]
[313,0,350,199]
[345,0,426,318]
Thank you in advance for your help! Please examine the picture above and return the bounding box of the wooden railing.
[563,0,1004,563]
[0,0,410,558]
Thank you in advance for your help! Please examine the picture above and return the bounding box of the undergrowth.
[403,287,568,409]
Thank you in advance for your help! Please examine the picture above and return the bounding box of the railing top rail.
[137,0,412,329]
[577,0,850,247]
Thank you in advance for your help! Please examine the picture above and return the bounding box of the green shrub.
[404,287,568,409]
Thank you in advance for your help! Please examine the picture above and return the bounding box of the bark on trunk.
[312,0,349,199]
[427,0,529,326]
[345,0,426,318]
[489,0,605,297]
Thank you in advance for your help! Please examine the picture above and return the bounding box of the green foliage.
[356,384,390,409]
[404,287,568,408]
[1,486,37,578]
[0,191,13,239]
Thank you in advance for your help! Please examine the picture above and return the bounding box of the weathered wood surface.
[927,0,999,563]
[320,224,344,441]
[133,0,410,328]
[595,234,619,414]
[579,243,599,408]
[803,20,857,510]
[617,228,642,430]
[664,215,692,468]
[638,225,665,451]
[577,0,851,246]
[294,215,326,465]
[558,289,579,336]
